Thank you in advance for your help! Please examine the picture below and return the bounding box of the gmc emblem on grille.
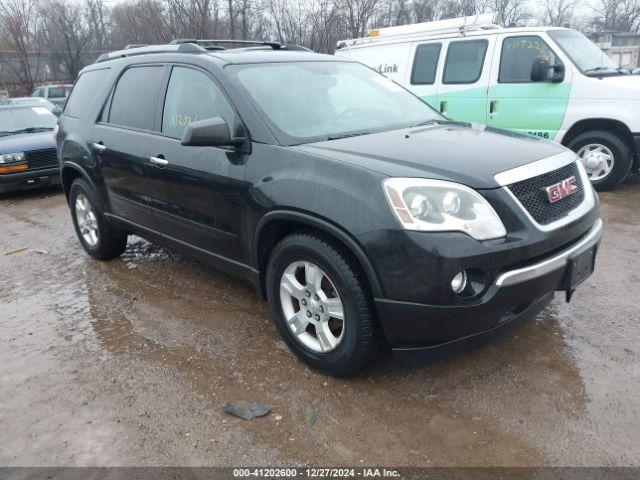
[545,176,579,203]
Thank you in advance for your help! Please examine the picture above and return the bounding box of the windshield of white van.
[548,30,622,75]
[229,61,443,145]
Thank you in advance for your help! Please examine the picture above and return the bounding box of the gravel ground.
[0,175,639,467]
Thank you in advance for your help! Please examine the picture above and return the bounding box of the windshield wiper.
[325,131,371,141]
[7,127,54,134]
[584,66,626,75]
[410,119,470,128]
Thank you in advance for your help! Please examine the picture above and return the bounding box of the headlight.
[0,152,26,164]
[383,178,507,240]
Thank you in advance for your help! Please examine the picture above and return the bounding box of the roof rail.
[96,43,206,63]
[95,39,307,63]
[170,39,283,50]
[337,13,502,49]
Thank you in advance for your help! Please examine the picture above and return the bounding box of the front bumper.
[376,218,603,365]
[0,167,61,193]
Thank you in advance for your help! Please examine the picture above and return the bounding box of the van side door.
[435,35,496,123]
[406,41,443,111]
[486,33,572,140]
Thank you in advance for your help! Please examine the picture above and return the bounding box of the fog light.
[451,271,468,294]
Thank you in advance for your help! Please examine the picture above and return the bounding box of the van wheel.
[567,130,632,191]
[69,178,127,260]
[266,232,379,377]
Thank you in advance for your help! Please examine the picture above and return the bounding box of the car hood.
[294,123,568,189]
[575,73,640,99]
[0,131,56,154]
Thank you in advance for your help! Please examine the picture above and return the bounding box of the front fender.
[254,209,383,298]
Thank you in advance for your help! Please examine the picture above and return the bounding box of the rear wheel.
[266,232,379,377]
[567,130,632,191]
[69,178,127,260]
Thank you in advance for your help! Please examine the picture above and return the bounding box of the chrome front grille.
[507,161,585,226]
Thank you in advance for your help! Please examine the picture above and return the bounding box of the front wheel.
[266,233,379,377]
[567,130,633,191]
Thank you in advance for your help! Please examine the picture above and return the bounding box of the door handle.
[149,155,169,166]
[439,101,447,114]
[489,100,497,114]
[92,142,106,152]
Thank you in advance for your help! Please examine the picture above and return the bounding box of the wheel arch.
[61,162,97,203]
[562,118,635,159]
[253,210,382,300]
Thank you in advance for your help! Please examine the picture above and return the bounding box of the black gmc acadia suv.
[57,40,603,376]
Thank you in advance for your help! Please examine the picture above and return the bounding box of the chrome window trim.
[494,150,576,186]
[496,154,596,232]
[494,218,603,286]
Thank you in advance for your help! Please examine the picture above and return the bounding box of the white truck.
[336,14,640,190]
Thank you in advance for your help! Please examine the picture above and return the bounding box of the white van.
[336,14,640,190]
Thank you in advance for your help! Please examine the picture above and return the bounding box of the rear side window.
[161,66,236,139]
[443,40,488,84]
[65,69,110,118]
[499,36,559,83]
[411,43,441,85]
[108,66,164,130]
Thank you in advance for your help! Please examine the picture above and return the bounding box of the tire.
[266,232,379,377]
[566,130,633,191]
[69,178,127,260]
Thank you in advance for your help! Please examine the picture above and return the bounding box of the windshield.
[229,61,442,145]
[0,107,57,136]
[549,30,621,74]
[48,86,71,98]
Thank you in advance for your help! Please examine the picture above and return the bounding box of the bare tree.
[307,0,345,51]
[538,0,578,26]
[620,0,640,31]
[439,0,477,19]
[0,0,43,91]
[269,0,309,44]
[482,0,529,26]
[412,0,439,23]
[335,0,383,38]
[110,0,170,45]
[41,0,92,78]
[85,0,110,50]
[591,0,640,31]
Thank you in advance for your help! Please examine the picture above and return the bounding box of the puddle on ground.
[2,179,639,465]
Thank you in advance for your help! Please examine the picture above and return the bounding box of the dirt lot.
[1,176,639,467]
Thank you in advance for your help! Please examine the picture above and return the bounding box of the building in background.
[589,31,640,69]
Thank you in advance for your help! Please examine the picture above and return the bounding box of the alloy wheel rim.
[577,143,614,181]
[279,261,345,353]
[75,193,99,247]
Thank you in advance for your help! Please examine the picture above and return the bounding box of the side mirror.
[531,57,564,83]
[181,117,246,147]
